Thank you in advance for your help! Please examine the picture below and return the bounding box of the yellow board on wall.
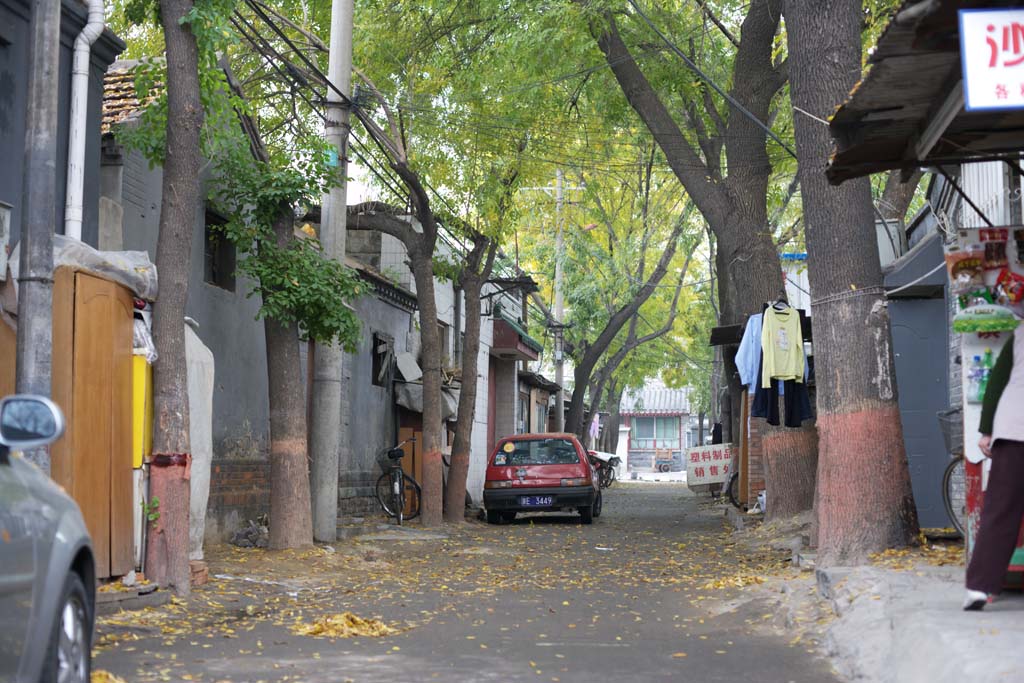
[131,355,153,468]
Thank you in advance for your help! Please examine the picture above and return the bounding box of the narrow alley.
[93,484,839,682]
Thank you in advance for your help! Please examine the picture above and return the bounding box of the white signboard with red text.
[685,444,733,489]
[960,9,1024,110]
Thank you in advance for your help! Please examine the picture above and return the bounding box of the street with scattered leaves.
[93,484,841,682]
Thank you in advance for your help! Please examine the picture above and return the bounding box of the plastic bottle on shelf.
[968,355,983,403]
[978,348,993,402]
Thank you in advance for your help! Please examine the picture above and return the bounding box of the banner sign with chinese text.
[686,444,733,489]
[960,9,1024,110]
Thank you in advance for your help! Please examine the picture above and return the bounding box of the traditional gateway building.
[619,382,704,473]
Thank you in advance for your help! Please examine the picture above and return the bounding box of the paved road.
[94,484,840,682]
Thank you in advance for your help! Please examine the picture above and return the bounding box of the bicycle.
[375,439,421,525]
[726,471,743,510]
[942,455,967,537]
[937,407,966,537]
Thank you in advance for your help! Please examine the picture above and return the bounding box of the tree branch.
[347,201,417,244]
[589,11,726,222]
[692,0,739,48]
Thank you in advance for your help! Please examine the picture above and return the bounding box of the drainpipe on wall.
[63,0,105,241]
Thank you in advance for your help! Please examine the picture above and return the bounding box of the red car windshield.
[495,438,579,466]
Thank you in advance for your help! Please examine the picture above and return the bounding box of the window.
[517,393,529,434]
[204,211,235,291]
[656,417,681,449]
[631,416,680,450]
[371,332,393,387]
[633,417,655,450]
[535,403,548,433]
[438,322,450,367]
[493,438,581,466]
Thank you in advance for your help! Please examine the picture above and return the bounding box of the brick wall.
[205,459,271,543]
[746,395,766,502]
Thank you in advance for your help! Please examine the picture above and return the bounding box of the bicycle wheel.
[726,472,742,510]
[404,477,422,520]
[942,457,967,537]
[376,471,399,518]
[394,470,405,526]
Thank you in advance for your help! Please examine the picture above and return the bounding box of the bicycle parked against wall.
[375,439,421,525]
[937,407,967,537]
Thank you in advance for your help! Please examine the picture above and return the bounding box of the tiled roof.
[102,60,159,133]
[620,382,691,415]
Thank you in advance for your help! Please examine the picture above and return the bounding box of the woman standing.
[965,326,1024,611]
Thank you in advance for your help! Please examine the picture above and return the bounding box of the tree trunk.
[445,241,496,523]
[410,246,444,527]
[265,208,314,549]
[880,170,924,224]
[146,0,203,595]
[592,1,787,468]
[784,0,918,563]
[598,383,623,454]
[697,410,705,446]
[760,415,818,520]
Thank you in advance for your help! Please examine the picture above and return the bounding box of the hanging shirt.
[736,313,763,391]
[761,307,805,388]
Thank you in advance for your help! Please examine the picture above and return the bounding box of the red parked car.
[482,433,602,524]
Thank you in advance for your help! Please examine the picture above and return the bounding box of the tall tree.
[784,0,918,562]
[344,71,448,525]
[113,1,364,549]
[577,3,823,507]
[444,148,525,522]
[445,233,498,522]
[145,0,204,595]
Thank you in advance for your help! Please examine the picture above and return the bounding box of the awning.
[394,381,460,421]
[518,370,560,393]
[490,309,542,361]
[828,0,1024,184]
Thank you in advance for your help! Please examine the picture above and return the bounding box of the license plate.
[520,495,553,507]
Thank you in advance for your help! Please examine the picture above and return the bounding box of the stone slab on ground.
[96,583,170,615]
[816,564,1024,683]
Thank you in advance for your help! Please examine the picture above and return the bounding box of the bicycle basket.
[376,446,406,471]
[936,408,964,457]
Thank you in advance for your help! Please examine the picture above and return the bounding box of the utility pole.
[519,171,582,433]
[310,0,354,542]
[553,170,565,432]
[16,0,62,473]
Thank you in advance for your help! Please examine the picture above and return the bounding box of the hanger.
[769,294,789,311]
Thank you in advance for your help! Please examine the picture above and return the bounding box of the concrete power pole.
[310,0,354,542]
[553,170,565,432]
[16,0,62,473]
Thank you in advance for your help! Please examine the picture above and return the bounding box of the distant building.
[619,382,705,473]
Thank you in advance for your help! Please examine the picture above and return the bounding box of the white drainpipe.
[64,0,105,241]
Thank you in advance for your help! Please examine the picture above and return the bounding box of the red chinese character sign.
[686,444,733,489]
[960,9,1024,110]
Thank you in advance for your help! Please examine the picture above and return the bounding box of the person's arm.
[979,337,1014,435]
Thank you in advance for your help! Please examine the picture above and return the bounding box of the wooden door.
[69,273,134,578]
[397,426,422,517]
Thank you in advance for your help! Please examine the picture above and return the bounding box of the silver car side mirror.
[0,395,65,449]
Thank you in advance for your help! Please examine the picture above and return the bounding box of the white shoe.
[963,589,989,611]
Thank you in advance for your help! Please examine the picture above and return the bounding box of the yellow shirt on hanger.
[761,307,805,388]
